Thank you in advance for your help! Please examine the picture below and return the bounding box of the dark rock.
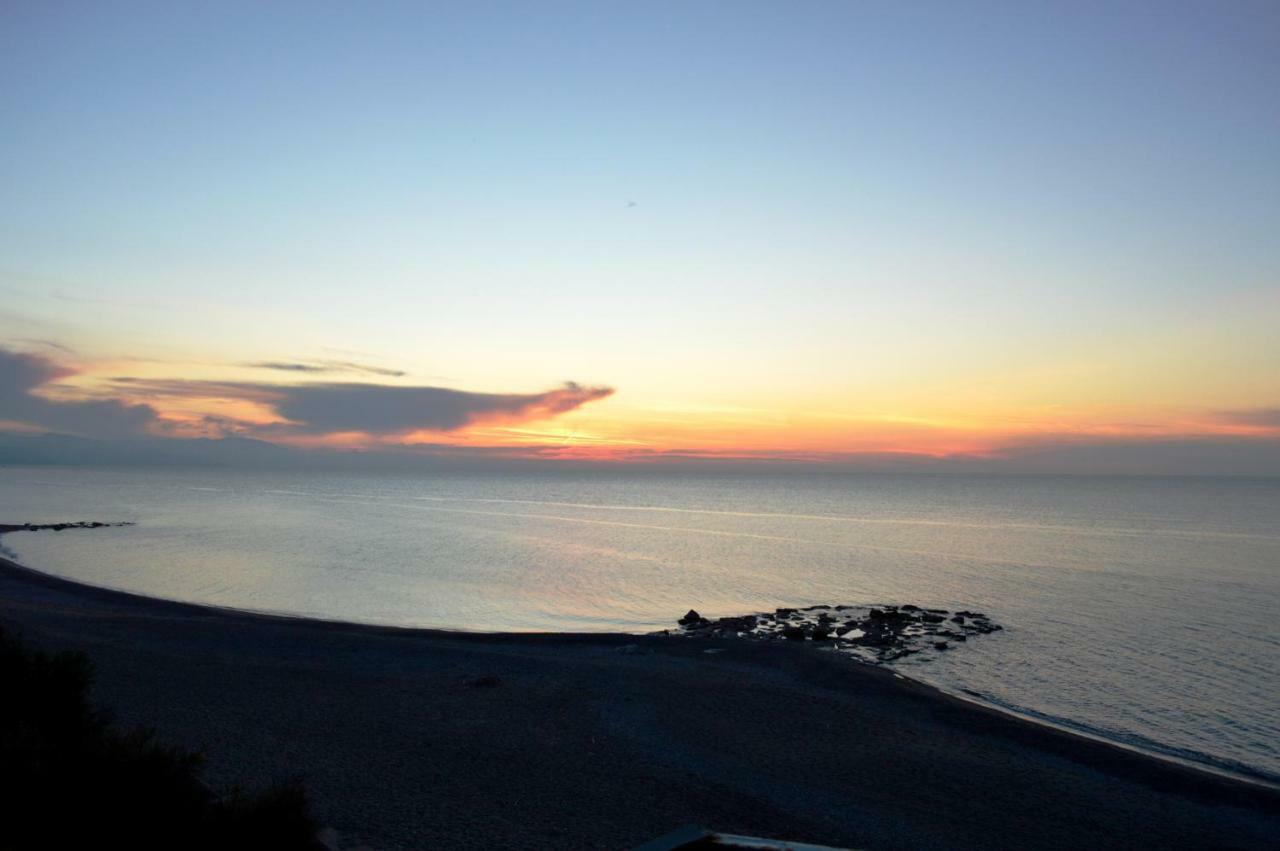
[869,608,913,623]
[660,602,1000,666]
[717,615,757,632]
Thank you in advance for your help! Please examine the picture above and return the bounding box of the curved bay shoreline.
[1,524,1278,849]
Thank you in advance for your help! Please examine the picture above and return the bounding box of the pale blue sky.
[1,2,1277,429]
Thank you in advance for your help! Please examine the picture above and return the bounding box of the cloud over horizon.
[3,343,1278,476]
[1,346,614,443]
[0,348,158,438]
[978,432,1280,477]
[106,374,614,437]
[1213,408,1280,431]
[266,380,614,435]
[6,426,1280,476]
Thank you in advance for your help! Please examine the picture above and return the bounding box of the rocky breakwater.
[671,603,1003,664]
[0,521,135,534]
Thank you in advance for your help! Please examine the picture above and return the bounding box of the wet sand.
[1,526,1277,849]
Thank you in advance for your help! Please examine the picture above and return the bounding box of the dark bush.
[0,625,321,849]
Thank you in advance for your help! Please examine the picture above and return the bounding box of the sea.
[2,466,1277,785]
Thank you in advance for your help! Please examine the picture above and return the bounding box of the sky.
[2,1,1278,473]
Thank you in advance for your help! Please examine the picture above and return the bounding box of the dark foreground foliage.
[0,625,321,850]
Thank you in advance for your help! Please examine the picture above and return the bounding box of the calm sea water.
[2,466,1278,783]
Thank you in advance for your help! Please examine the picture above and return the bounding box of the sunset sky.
[2,2,1278,472]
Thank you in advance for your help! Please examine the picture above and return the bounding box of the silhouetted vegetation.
[0,625,320,849]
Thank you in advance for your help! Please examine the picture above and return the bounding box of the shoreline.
[932,676,1280,792]
[3,523,1279,793]
[2,525,1279,847]
[4,525,1277,793]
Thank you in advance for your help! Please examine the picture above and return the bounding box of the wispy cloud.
[243,360,407,378]
[109,377,282,403]
[12,338,77,356]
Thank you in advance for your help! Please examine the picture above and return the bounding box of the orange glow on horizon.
[169,401,1280,463]
[14,356,1278,464]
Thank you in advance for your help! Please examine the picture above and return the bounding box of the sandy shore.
[1,527,1277,850]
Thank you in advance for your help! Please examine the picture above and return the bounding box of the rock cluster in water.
[9,522,134,532]
[672,603,1002,663]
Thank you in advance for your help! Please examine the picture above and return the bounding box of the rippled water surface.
[2,466,1278,782]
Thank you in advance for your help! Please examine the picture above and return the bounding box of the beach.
[1,526,1277,850]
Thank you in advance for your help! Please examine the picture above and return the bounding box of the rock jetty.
[667,603,1003,663]
[0,522,134,534]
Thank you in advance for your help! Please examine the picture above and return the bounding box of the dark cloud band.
[1213,408,1280,430]
[0,348,157,438]
[266,381,613,434]
[2,346,613,440]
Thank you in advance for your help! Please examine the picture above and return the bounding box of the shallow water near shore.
[2,466,1278,783]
